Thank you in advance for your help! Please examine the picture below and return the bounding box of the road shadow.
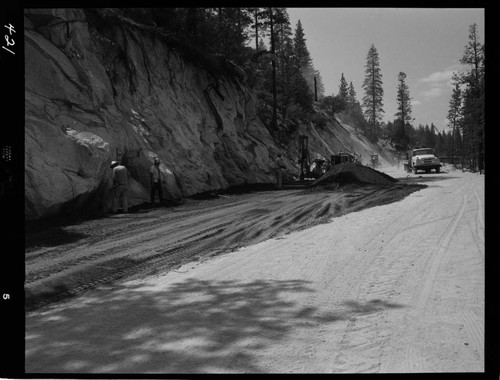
[25,210,166,251]
[25,279,310,373]
[25,278,404,374]
[25,226,88,251]
[394,174,462,183]
[25,257,143,311]
[342,299,405,315]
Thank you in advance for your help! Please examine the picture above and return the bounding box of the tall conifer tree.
[348,82,357,106]
[453,23,485,171]
[395,71,412,144]
[338,73,349,103]
[447,82,462,164]
[293,20,311,69]
[362,44,384,135]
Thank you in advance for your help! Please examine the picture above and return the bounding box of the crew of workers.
[109,152,304,212]
[110,156,165,214]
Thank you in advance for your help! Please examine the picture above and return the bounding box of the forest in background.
[89,8,485,171]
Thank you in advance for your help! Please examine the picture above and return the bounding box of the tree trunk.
[460,127,464,169]
[372,68,376,135]
[269,7,277,130]
[450,124,455,165]
[314,77,317,102]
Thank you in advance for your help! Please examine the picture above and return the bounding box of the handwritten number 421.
[3,23,15,55]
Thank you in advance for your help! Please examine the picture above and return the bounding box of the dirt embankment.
[311,162,398,187]
[25,166,424,311]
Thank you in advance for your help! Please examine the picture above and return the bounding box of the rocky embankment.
[25,9,280,220]
[24,9,393,221]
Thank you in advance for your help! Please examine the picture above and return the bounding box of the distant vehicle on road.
[404,148,441,174]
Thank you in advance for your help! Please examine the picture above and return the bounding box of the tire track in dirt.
[379,185,469,373]
[470,188,485,261]
[26,220,239,311]
[26,191,306,306]
[25,184,425,311]
[415,194,467,315]
[26,201,246,273]
[25,213,239,308]
[330,176,474,373]
[458,309,484,360]
[331,253,412,371]
[327,190,435,373]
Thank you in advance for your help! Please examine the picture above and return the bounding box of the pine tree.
[254,8,314,129]
[348,81,357,106]
[214,8,253,60]
[338,73,349,104]
[423,124,434,148]
[447,81,462,164]
[395,72,412,145]
[362,44,384,136]
[453,23,485,171]
[293,20,311,69]
[460,23,485,88]
[249,8,268,51]
[292,19,322,99]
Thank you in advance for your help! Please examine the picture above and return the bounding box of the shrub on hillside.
[312,112,329,129]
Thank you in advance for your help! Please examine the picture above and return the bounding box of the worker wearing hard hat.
[150,157,163,207]
[275,153,286,190]
[110,160,129,213]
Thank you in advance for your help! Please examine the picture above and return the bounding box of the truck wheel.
[436,166,440,173]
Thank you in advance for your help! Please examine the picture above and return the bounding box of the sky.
[287,8,485,133]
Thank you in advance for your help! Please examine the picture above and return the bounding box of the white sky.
[287,8,485,133]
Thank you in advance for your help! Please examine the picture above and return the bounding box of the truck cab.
[404,148,441,174]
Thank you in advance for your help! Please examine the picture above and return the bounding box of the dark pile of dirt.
[311,163,398,187]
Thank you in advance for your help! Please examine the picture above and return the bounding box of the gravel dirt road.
[25,166,484,373]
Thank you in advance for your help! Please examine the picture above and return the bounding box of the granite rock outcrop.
[25,9,280,220]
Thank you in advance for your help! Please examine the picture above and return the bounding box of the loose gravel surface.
[25,166,484,373]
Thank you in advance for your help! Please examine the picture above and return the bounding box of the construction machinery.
[298,135,360,180]
[331,152,355,166]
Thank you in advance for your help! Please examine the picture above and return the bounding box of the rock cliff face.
[24,9,392,221]
[25,9,281,220]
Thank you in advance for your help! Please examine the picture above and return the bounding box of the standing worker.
[150,157,163,207]
[275,153,286,190]
[111,160,129,213]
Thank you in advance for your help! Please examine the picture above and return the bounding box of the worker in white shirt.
[111,160,129,213]
[275,153,286,190]
[150,157,163,207]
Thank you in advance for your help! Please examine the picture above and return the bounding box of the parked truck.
[403,148,441,174]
